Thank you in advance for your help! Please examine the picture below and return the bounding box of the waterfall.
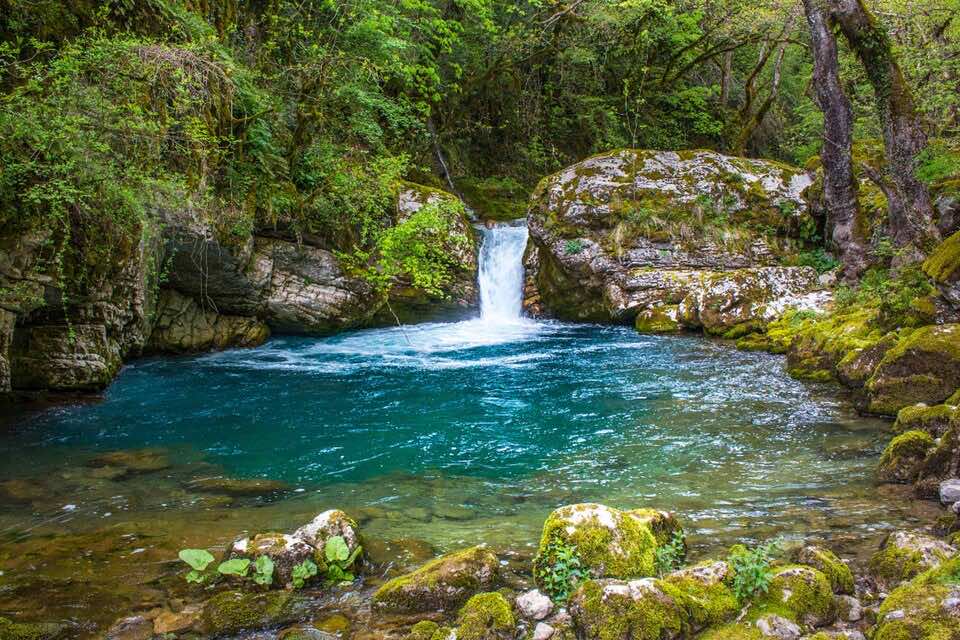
[478,223,529,323]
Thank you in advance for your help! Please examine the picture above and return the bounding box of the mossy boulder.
[744,565,835,627]
[533,504,682,582]
[662,561,739,627]
[525,149,822,325]
[405,620,454,640]
[697,623,763,640]
[924,229,960,308]
[877,430,935,483]
[866,324,960,415]
[782,307,887,383]
[868,531,957,590]
[872,555,960,640]
[373,546,500,614]
[894,403,959,438]
[792,546,854,595]
[569,578,691,640]
[199,590,306,637]
[0,618,65,640]
[455,592,515,640]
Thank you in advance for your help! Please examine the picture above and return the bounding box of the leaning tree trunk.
[828,0,940,254]
[803,0,868,281]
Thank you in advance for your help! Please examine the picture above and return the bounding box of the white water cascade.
[478,223,529,324]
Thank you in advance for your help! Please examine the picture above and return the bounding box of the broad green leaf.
[178,548,215,571]
[324,536,350,563]
[217,558,251,577]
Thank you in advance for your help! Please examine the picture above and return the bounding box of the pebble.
[755,614,801,640]
[533,622,555,640]
[516,589,553,620]
[940,478,960,505]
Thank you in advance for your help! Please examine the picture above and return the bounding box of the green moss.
[373,546,500,613]
[572,579,688,640]
[923,230,960,283]
[794,546,854,595]
[456,176,528,222]
[200,590,302,636]
[878,430,935,483]
[0,618,63,640]
[696,623,763,640]
[868,535,948,588]
[455,592,515,640]
[867,324,960,414]
[534,505,667,582]
[405,621,440,640]
[635,306,680,334]
[745,565,834,625]
[874,556,960,640]
[894,403,958,436]
[663,574,738,627]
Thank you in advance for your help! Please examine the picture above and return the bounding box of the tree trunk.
[803,0,868,281]
[828,0,939,253]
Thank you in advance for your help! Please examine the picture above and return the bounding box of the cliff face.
[0,183,479,398]
[523,149,829,335]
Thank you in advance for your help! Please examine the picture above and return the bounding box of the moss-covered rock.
[894,403,959,437]
[405,620,449,640]
[868,531,957,590]
[792,546,854,595]
[455,592,515,640]
[877,430,935,483]
[569,578,690,640]
[696,623,763,640]
[0,617,64,640]
[867,324,960,415]
[533,504,682,583]
[873,555,960,640]
[199,590,306,637]
[924,230,960,308]
[635,305,681,333]
[373,546,500,614]
[663,561,739,627]
[744,565,835,627]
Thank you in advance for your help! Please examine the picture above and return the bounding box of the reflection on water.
[0,322,939,633]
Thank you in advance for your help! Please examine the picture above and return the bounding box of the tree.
[802,0,868,280]
[828,0,940,255]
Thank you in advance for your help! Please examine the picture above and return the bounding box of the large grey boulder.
[524,149,824,333]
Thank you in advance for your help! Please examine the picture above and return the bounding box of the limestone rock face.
[0,182,479,398]
[253,238,380,334]
[372,546,500,614]
[524,149,823,331]
[147,289,269,353]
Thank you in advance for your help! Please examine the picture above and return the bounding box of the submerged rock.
[87,449,171,474]
[533,503,682,582]
[373,545,500,614]
[186,476,290,496]
[869,531,957,590]
[199,590,307,637]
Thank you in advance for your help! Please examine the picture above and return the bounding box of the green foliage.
[178,548,215,583]
[564,239,585,255]
[727,539,780,601]
[253,555,274,587]
[655,531,687,577]
[361,199,470,297]
[217,558,251,578]
[535,538,586,603]
[791,249,840,274]
[835,265,934,329]
[322,535,362,585]
[291,558,318,590]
